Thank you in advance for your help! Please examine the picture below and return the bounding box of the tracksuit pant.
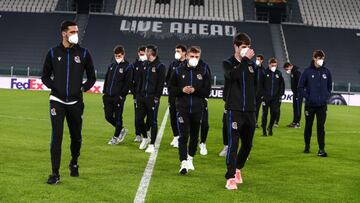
[168,96,178,137]
[177,111,202,161]
[275,100,282,124]
[200,102,209,144]
[134,97,150,136]
[225,111,255,179]
[222,110,228,146]
[262,98,280,130]
[103,95,125,138]
[292,95,303,124]
[304,105,327,150]
[135,95,160,144]
[255,96,262,124]
[49,100,84,174]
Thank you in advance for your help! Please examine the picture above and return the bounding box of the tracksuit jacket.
[42,43,96,102]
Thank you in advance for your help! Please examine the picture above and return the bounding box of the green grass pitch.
[0,89,359,202]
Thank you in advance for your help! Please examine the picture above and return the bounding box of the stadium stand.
[114,0,244,22]
[0,0,58,13]
[0,12,75,75]
[283,24,360,84]
[298,0,360,29]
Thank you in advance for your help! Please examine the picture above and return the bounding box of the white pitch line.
[134,107,169,203]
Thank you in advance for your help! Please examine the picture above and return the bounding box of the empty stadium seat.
[0,0,59,13]
[114,0,244,22]
[298,0,360,29]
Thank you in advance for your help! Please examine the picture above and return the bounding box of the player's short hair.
[138,45,146,52]
[60,21,77,32]
[175,44,187,53]
[283,62,293,69]
[233,32,251,46]
[146,44,158,56]
[256,54,264,60]
[187,46,201,54]
[313,50,325,59]
[113,45,125,55]
[268,57,277,64]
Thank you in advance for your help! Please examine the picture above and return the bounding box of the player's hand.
[245,49,255,60]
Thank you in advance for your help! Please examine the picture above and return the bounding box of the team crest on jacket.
[266,74,270,77]
[182,74,185,79]
[322,74,327,79]
[119,68,123,73]
[74,56,81,63]
[152,67,156,72]
[57,57,61,61]
[291,74,294,78]
[311,75,314,78]
[197,74,203,80]
[178,116,184,123]
[51,108,56,116]
[275,74,279,78]
[232,122,238,129]
[248,66,254,73]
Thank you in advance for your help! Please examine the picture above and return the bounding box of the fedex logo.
[11,78,45,90]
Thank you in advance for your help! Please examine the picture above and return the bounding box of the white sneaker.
[199,143,208,155]
[170,136,179,148]
[139,138,150,150]
[107,136,118,145]
[134,135,142,142]
[117,128,128,143]
[179,160,188,174]
[145,144,155,153]
[187,155,195,171]
[219,145,228,157]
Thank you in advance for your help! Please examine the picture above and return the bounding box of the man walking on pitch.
[103,45,133,145]
[223,32,256,190]
[41,21,96,184]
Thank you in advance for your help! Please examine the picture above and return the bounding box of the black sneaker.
[317,150,328,157]
[69,164,79,177]
[287,123,295,128]
[268,128,273,136]
[47,174,60,185]
[262,128,267,136]
[303,147,310,153]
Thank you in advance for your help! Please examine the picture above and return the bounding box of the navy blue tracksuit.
[169,63,211,161]
[298,62,332,150]
[135,57,166,144]
[223,55,256,179]
[259,68,285,131]
[132,59,149,136]
[103,60,133,138]
[42,43,96,174]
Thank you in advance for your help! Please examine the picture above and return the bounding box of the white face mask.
[188,58,199,67]
[139,55,147,61]
[175,52,181,60]
[270,66,276,72]
[286,70,291,74]
[115,58,123,64]
[316,59,324,67]
[240,47,249,57]
[255,60,261,66]
[68,33,79,44]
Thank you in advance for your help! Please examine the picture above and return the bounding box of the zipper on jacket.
[190,70,193,113]
[145,65,150,97]
[109,64,120,96]
[242,72,246,111]
[66,49,70,102]
[271,72,274,97]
